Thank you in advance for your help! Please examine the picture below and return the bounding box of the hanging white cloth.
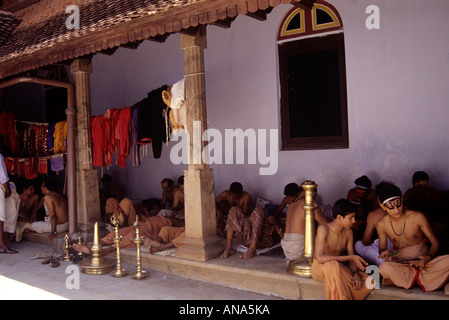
[170,78,187,134]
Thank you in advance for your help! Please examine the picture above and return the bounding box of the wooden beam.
[292,0,316,11]
[97,47,118,56]
[147,34,169,43]
[121,40,143,50]
[245,7,273,21]
[245,10,267,21]
[211,17,236,29]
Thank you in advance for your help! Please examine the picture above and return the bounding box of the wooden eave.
[0,0,314,80]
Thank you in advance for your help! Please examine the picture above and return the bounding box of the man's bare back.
[284,197,305,234]
[44,192,69,225]
[284,196,328,235]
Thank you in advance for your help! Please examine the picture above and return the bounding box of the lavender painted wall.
[90,0,449,207]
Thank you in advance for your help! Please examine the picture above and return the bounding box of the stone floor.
[0,240,281,300]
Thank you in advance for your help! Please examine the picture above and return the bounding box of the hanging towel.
[50,154,64,172]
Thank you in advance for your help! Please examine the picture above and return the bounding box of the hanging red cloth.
[91,116,106,167]
[116,107,132,168]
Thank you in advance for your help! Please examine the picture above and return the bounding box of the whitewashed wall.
[90,0,449,206]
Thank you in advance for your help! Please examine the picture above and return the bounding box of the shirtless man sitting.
[215,182,250,238]
[281,182,329,263]
[161,178,178,209]
[18,181,39,223]
[354,181,394,266]
[376,182,449,292]
[31,178,69,240]
[311,199,372,300]
[158,176,185,219]
[218,182,276,260]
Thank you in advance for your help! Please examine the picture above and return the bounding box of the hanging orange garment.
[53,120,67,153]
[311,259,373,300]
[379,242,449,292]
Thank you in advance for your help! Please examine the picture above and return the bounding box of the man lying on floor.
[73,215,184,256]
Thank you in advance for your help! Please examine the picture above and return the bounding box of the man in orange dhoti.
[376,182,449,292]
[147,226,186,253]
[312,199,373,300]
[105,197,136,228]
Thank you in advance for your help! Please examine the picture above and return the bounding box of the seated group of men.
[215,175,449,299]
[0,169,70,253]
[3,157,449,299]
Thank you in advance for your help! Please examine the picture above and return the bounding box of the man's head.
[22,180,35,195]
[229,182,243,195]
[283,183,301,197]
[42,178,58,194]
[375,181,403,217]
[412,171,429,188]
[229,182,243,202]
[161,178,174,192]
[283,183,303,203]
[332,199,358,228]
[354,175,372,196]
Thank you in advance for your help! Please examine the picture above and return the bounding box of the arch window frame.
[277,1,348,151]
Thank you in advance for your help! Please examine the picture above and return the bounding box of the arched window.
[278,1,348,150]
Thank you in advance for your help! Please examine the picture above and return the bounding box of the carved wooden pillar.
[175,26,223,261]
[70,58,101,240]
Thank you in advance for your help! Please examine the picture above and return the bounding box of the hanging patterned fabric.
[13,121,49,157]
[104,108,120,166]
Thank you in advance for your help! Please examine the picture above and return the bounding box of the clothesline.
[14,119,49,126]
[4,153,67,179]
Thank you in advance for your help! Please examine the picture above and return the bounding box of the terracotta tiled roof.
[0,0,308,79]
[0,10,20,46]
